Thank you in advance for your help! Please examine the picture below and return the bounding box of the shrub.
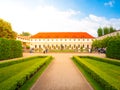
[0,38,23,60]
[106,37,120,60]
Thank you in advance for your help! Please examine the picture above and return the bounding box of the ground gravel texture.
[30,53,94,90]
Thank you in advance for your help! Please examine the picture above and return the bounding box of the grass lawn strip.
[0,58,43,83]
[0,56,52,90]
[84,58,120,81]
[0,56,41,68]
[73,56,120,90]
[72,58,103,90]
[79,56,120,66]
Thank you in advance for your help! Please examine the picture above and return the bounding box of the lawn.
[0,56,52,90]
[72,56,120,90]
[84,58,120,81]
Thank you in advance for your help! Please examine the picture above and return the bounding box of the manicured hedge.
[79,56,120,66]
[73,56,119,90]
[0,56,52,90]
[0,38,23,60]
[106,38,120,60]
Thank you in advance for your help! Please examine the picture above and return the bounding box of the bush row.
[79,56,120,66]
[0,38,23,60]
[72,56,119,90]
[0,56,52,90]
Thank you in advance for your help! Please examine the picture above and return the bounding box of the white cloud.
[0,1,120,37]
[104,0,115,7]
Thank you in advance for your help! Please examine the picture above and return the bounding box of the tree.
[110,26,116,33]
[97,27,103,37]
[20,32,31,36]
[0,18,17,39]
[103,27,109,35]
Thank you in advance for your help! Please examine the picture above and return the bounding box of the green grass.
[0,56,52,90]
[72,58,103,90]
[20,57,53,90]
[84,58,120,81]
[72,56,120,90]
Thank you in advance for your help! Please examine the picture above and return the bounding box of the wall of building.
[30,38,93,50]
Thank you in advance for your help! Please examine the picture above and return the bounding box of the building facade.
[17,32,94,52]
[30,32,94,52]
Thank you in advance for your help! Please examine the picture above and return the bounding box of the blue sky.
[0,0,120,37]
[23,0,120,18]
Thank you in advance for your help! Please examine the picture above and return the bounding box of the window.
[83,44,84,48]
[87,45,89,48]
[35,45,37,48]
[39,45,41,48]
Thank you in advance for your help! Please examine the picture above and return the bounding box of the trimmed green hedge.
[0,56,52,90]
[73,56,119,90]
[106,38,120,60]
[79,56,120,66]
[0,38,23,60]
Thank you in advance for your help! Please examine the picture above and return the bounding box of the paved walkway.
[30,53,94,90]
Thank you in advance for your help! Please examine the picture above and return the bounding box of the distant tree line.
[97,26,116,37]
[20,32,31,36]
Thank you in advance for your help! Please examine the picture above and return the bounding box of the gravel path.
[30,53,94,90]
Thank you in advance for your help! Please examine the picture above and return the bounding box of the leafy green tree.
[110,26,116,33]
[103,27,109,35]
[97,27,103,37]
[20,32,31,36]
[0,18,17,39]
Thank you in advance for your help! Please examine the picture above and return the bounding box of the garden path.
[30,53,94,90]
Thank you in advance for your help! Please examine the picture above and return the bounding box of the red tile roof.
[31,32,94,38]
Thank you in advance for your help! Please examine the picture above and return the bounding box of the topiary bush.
[0,38,23,60]
[106,37,120,60]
